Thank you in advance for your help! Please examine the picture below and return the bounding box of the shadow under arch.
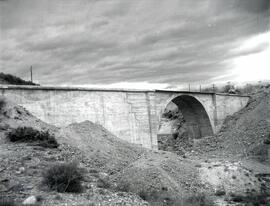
[161,95,213,139]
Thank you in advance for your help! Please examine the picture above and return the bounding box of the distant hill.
[0,72,39,86]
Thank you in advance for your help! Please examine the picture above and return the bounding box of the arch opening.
[158,95,213,153]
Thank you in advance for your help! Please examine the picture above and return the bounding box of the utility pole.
[30,66,33,83]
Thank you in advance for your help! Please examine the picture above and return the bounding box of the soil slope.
[218,86,270,159]
[191,86,270,161]
[57,121,203,205]
[0,97,148,206]
[57,121,145,174]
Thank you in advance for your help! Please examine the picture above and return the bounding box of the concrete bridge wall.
[0,86,249,149]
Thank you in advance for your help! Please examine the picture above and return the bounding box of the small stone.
[99,172,109,179]
[19,167,25,173]
[263,138,270,144]
[215,189,226,196]
[0,122,9,131]
[22,195,37,205]
[25,185,34,190]
[54,194,63,200]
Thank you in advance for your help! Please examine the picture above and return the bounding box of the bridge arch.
[158,95,214,140]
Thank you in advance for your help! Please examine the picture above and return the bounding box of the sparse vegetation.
[202,81,270,95]
[227,192,270,205]
[0,97,7,113]
[42,162,84,193]
[181,193,215,206]
[7,126,58,148]
[162,109,182,120]
[0,72,38,86]
[249,144,269,162]
[97,177,111,189]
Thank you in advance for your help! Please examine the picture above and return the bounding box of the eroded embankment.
[1,87,270,206]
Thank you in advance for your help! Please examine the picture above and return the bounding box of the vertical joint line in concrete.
[101,95,106,126]
[212,93,218,127]
[125,93,140,143]
[145,92,153,148]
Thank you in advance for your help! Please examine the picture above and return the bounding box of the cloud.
[230,32,270,82]
[0,0,269,87]
[236,0,270,13]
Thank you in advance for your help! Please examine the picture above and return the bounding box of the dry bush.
[42,162,84,193]
[182,193,215,206]
[96,177,111,189]
[0,97,7,113]
[249,144,269,162]
[115,182,172,205]
[7,127,58,148]
[228,192,270,205]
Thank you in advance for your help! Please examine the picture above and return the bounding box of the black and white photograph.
[0,0,270,205]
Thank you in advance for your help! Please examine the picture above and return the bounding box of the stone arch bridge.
[0,85,249,149]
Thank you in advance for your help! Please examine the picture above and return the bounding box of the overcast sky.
[0,0,269,88]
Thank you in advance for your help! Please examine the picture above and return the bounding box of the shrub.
[249,144,269,162]
[263,133,270,144]
[7,127,58,148]
[115,182,129,193]
[0,97,6,113]
[162,109,183,120]
[138,190,148,200]
[96,177,111,189]
[180,193,215,206]
[229,192,269,205]
[42,162,84,193]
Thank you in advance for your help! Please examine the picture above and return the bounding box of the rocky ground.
[0,98,148,206]
[0,86,270,206]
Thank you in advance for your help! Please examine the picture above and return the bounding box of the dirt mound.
[113,151,203,205]
[0,97,148,205]
[0,97,57,136]
[186,86,270,160]
[216,86,270,159]
[57,121,210,205]
[57,121,145,174]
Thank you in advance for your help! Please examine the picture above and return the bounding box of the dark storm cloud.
[236,0,270,13]
[0,0,269,86]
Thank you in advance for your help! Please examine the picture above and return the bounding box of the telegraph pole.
[30,66,33,83]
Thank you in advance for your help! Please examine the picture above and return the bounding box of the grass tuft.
[42,162,84,193]
[0,97,7,113]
